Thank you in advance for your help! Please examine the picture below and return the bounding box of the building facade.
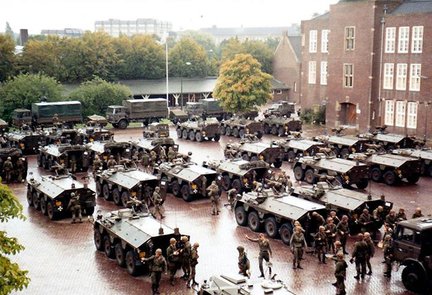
[94,18,172,38]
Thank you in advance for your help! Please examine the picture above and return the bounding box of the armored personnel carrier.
[27,174,95,220]
[0,148,28,182]
[95,165,160,207]
[314,127,369,158]
[5,130,46,155]
[131,137,178,162]
[293,154,370,189]
[348,151,422,185]
[233,189,326,244]
[273,137,326,162]
[86,114,108,127]
[263,101,296,118]
[176,118,221,142]
[38,144,90,173]
[224,141,284,168]
[262,115,302,136]
[204,159,270,192]
[360,127,416,150]
[93,208,188,276]
[44,128,85,145]
[80,127,113,143]
[220,117,263,139]
[392,148,432,177]
[156,161,219,202]
[87,140,131,168]
[142,122,170,138]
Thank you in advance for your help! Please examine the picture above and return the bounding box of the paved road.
[3,125,430,295]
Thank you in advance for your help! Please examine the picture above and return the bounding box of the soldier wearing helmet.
[67,192,82,223]
[166,238,180,286]
[107,155,117,168]
[152,186,164,219]
[142,248,167,295]
[237,245,250,278]
[207,180,220,215]
[3,156,13,183]
[187,242,200,288]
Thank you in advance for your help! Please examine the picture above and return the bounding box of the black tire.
[271,125,278,135]
[213,133,221,142]
[256,131,263,139]
[85,207,95,216]
[293,166,304,181]
[407,174,420,184]
[287,151,296,162]
[112,188,121,205]
[225,127,231,136]
[102,183,111,200]
[27,188,33,206]
[235,206,248,226]
[219,126,226,135]
[118,120,128,129]
[231,179,242,192]
[47,201,58,220]
[103,235,114,258]
[279,223,293,245]
[115,243,126,267]
[278,126,285,136]
[33,191,41,210]
[273,159,283,169]
[304,169,316,184]
[195,132,203,142]
[181,184,192,202]
[370,167,382,182]
[222,175,231,191]
[340,148,350,159]
[176,128,182,138]
[383,170,397,186]
[126,250,140,276]
[232,127,239,138]
[188,130,195,141]
[247,211,261,232]
[94,230,104,251]
[263,123,270,134]
[171,181,181,197]
[40,197,48,215]
[96,182,102,198]
[242,154,250,161]
[238,128,245,138]
[356,178,369,189]
[402,265,426,293]
[264,217,279,238]
[182,129,188,139]
[121,191,130,207]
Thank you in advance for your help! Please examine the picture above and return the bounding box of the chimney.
[20,29,28,46]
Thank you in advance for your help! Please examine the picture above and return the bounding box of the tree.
[5,22,14,39]
[0,73,63,121]
[0,34,15,82]
[213,53,272,114]
[68,77,131,117]
[169,37,209,78]
[0,183,30,295]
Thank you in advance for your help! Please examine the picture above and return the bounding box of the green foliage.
[213,53,272,114]
[0,182,30,295]
[300,106,326,125]
[0,73,63,121]
[0,34,16,82]
[169,37,209,78]
[68,77,131,116]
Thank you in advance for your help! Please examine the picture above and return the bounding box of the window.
[383,63,394,89]
[396,64,407,90]
[309,30,317,53]
[321,30,329,53]
[395,101,406,127]
[411,26,423,53]
[407,102,418,129]
[343,64,354,87]
[384,100,394,126]
[345,27,355,51]
[385,27,396,53]
[409,64,421,91]
[308,61,316,84]
[398,27,409,53]
[320,61,328,85]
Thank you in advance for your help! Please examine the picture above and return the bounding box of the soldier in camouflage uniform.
[150,150,157,165]
[107,155,117,168]
[168,147,177,162]
[207,181,220,215]
[143,248,167,295]
[3,157,13,183]
[246,233,272,278]
[67,192,82,223]
[334,252,348,295]
[364,232,375,275]
[93,155,103,177]
[315,225,327,264]
[226,188,238,208]
[69,155,77,173]
[336,215,350,255]
[187,242,199,288]
[383,235,394,278]
[290,226,307,269]
[152,187,164,219]
[159,146,167,162]
[325,217,337,254]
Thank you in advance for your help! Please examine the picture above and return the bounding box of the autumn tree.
[213,53,272,114]
[169,37,210,78]
[0,183,30,295]
[0,34,16,82]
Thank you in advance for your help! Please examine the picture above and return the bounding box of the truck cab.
[12,109,32,127]
[106,105,127,128]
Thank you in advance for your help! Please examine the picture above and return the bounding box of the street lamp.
[180,61,192,110]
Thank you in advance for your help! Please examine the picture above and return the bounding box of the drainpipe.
[377,6,387,129]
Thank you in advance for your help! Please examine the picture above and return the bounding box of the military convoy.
[263,101,296,118]
[26,174,95,220]
[38,144,90,173]
[4,130,46,155]
[0,148,27,182]
[224,141,284,168]
[176,118,221,142]
[262,115,302,136]
[274,137,326,162]
[392,148,432,177]
[93,208,188,275]
[220,117,263,139]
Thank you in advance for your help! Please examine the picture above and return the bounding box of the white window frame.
[395,100,406,127]
[320,61,328,85]
[411,26,423,53]
[409,64,421,91]
[384,100,394,126]
[309,30,317,53]
[383,63,394,90]
[396,63,407,90]
[345,26,355,51]
[398,27,409,53]
[321,30,329,53]
[385,27,396,53]
[343,63,354,88]
[407,102,418,129]
[308,61,317,84]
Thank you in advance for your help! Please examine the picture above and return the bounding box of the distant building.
[40,28,84,38]
[95,18,172,37]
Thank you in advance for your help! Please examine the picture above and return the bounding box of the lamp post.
[180,61,191,110]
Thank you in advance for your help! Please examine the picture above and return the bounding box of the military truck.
[185,98,231,121]
[392,148,432,177]
[263,101,296,118]
[31,101,82,127]
[224,141,284,168]
[176,118,221,142]
[156,161,219,202]
[0,119,8,134]
[348,152,422,185]
[130,137,178,162]
[95,165,160,207]
[220,117,263,139]
[4,130,46,155]
[87,140,131,168]
[390,218,432,293]
[233,189,326,244]
[93,208,188,276]
[26,174,95,220]
[273,137,326,162]
[0,148,28,182]
[142,122,170,138]
[11,109,32,127]
[204,159,270,192]
[293,154,370,189]
[262,115,302,136]
[106,98,168,129]
[38,144,90,173]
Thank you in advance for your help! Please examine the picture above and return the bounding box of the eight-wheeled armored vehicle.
[220,117,263,139]
[80,127,113,143]
[0,148,28,182]
[143,122,170,138]
[318,134,369,158]
[262,115,302,136]
[87,140,131,168]
[263,101,296,118]
[360,130,416,150]
[5,130,46,155]
[131,137,179,162]
[273,137,326,162]
[224,141,284,168]
[26,174,95,220]
[44,128,85,145]
[176,118,221,142]
[392,148,432,177]
[93,208,188,276]
[38,144,90,173]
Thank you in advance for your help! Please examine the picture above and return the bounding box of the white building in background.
[95,18,172,37]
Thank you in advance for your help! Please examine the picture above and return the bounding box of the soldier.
[226,188,238,208]
[396,208,407,221]
[290,226,307,269]
[142,151,150,171]
[16,157,26,183]
[358,208,373,233]
[325,217,337,254]
[150,150,157,165]
[315,225,327,264]
[69,155,77,173]
[187,242,199,288]
[364,232,375,275]
[334,252,348,295]
[329,210,341,225]
[207,181,221,215]
[52,113,60,126]
[237,246,250,278]
[336,215,350,255]
[52,160,66,176]
[3,157,13,183]
[152,187,165,219]
[107,155,117,168]
[412,207,424,218]
[92,155,103,177]
[131,150,140,164]
[372,206,385,226]
[142,248,167,295]
[67,192,82,224]
[350,233,368,279]
[383,235,394,278]
[166,238,181,286]
[167,147,177,162]
[159,146,167,162]
[385,210,398,230]
[180,236,191,280]
[253,180,263,192]
[245,233,272,278]
[310,211,325,235]
[127,196,144,213]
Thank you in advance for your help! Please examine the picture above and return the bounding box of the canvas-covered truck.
[30,101,82,127]
[185,98,231,121]
[106,98,168,129]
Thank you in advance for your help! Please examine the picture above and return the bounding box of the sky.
[1,0,339,35]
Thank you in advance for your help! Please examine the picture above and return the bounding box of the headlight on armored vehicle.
[138,251,146,259]
[55,200,62,207]
[191,183,198,190]
[131,191,137,197]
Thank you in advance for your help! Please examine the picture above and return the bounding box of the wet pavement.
[2,125,431,295]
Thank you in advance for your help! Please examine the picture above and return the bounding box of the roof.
[169,163,217,181]
[33,101,81,106]
[199,25,301,37]
[288,36,302,60]
[316,157,367,173]
[216,159,269,176]
[327,135,365,147]
[285,139,325,151]
[369,153,420,168]
[101,169,157,189]
[323,188,384,211]
[392,148,432,161]
[391,0,432,15]
[397,218,432,232]
[30,175,85,199]
[373,133,407,144]
[239,142,279,154]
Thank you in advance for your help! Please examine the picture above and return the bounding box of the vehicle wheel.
[287,151,296,162]
[222,175,231,191]
[428,165,432,177]
[40,197,48,215]
[383,170,397,186]
[85,207,95,216]
[278,126,285,136]
[242,154,250,161]
[27,188,33,206]
[121,191,130,208]
[256,131,263,139]
[182,129,188,139]
[118,120,128,129]
[219,126,226,135]
[238,128,245,138]
[235,206,248,226]
[402,265,426,293]
[126,250,140,276]
[356,178,369,189]
[225,127,231,136]
[115,243,126,267]
[370,167,382,182]
[102,183,111,200]
[407,174,420,184]
[264,217,279,238]
[247,211,261,232]
[188,130,196,141]
[232,179,242,192]
[181,184,192,202]
[271,125,278,135]
[171,181,181,197]
[279,223,293,245]
[340,148,350,159]
[293,166,304,181]
[176,128,182,138]
[263,123,270,134]
[95,182,102,198]
[38,155,44,167]
[213,134,221,142]
[47,201,58,220]
[94,230,104,251]
[232,128,239,138]
[112,188,121,205]
[273,159,283,168]
[103,235,114,258]
[32,191,41,210]
[304,169,316,184]
[195,132,203,142]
